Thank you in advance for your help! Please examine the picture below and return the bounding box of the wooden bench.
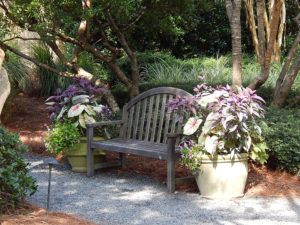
[86,87,193,193]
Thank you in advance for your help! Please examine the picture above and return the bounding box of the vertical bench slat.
[170,107,177,135]
[132,101,141,139]
[126,106,135,139]
[120,103,128,138]
[163,95,173,143]
[150,95,160,142]
[156,94,167,143]
[138,98,148,140]
[144,96,154,141]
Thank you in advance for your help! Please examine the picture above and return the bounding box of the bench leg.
[119,153,126,168]
[167,137,176,193]
[87,126,94,177]
[87,147,94,177]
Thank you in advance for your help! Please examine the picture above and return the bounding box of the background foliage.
[265,108,300,174]
[0,127,37,214]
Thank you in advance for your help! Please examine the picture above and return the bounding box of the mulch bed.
[1,94,300,224]
[3,94,300,197]
[0,203,97,225]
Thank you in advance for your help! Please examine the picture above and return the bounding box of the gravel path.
[26,154,300,225]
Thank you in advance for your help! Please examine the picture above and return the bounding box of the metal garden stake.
[45,157,59,211]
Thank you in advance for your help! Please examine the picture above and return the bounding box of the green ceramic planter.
[194,153,248,199]
[66,137,106,172]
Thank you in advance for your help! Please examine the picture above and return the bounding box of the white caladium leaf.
[198,132,206,145]
[229,124,238,132]
[217,140,225,150]
[72,95,90,105]
[45,101,55,106]
[197,90,229,108]
[183,117,203,135]
[93,105,105,113]
[73,121,79,127]
[79,114,86,128]
[85,105,96,116]
[245,135,252,151]
[84,113,96,124]
[204,135,218,154]
[221,115,235,130]
[68,104,85,117]
[202,112,216,134]
[57,106,67,119]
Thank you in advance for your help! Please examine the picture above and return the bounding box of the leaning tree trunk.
[244,0,286,63]
[226,0,243,87]
[0,48,11,119]
[271,53,300,107]
[271,14,300,108]
[248,0,283,90]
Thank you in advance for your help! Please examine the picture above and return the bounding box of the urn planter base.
[66,137,106,173]
[194,153,248,199]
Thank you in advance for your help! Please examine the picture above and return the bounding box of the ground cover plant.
[0,126,37,214]
[264,108,300,174]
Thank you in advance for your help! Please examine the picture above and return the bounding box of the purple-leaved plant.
[168,83,268,170]
[46,78,111,134]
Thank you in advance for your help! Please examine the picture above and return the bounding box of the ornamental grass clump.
[169,83,268,171]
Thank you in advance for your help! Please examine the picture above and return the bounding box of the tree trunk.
[248,0,283,90]
[271,31,300,107]
[257,0,266,66]
[271,53,300,107]
[244,0,260,59]
[226,0,243,87]
[0,48,11,118]
[244,0,286,63]
[274,0,285,62]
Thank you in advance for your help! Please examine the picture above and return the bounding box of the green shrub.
[78,52,110,82]
[264,108,300,174]
[3,51,31,92]
[0,127,37,213]
[45,121,80,154]
[32,44,72,96]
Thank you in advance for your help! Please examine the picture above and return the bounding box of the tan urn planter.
[66,137,106,172]
[194,153,248,199]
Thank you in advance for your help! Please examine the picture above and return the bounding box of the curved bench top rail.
[125,87,193,110]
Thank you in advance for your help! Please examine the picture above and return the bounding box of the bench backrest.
[120,87,192,144]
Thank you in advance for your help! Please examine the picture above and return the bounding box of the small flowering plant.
[46,78,111,135]
[169,83,268,171]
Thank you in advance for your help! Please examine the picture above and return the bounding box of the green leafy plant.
[46,78,112,135]
[45,121,80,154]
[169,83,268,171]
[3,51,31,92]
[32,44,72,96]
[264,108,300,174]
[0,126,37,213]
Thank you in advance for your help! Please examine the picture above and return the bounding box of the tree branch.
[0,41,72,78]
[2,36,41,43]
[121,7,146,31]
[106,11,135,60]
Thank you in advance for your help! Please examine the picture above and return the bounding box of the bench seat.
[91,138,180,160]
[87,87,193,192]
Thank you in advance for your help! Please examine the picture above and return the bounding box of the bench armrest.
[86,120,123,128]
[167,132,183,139]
